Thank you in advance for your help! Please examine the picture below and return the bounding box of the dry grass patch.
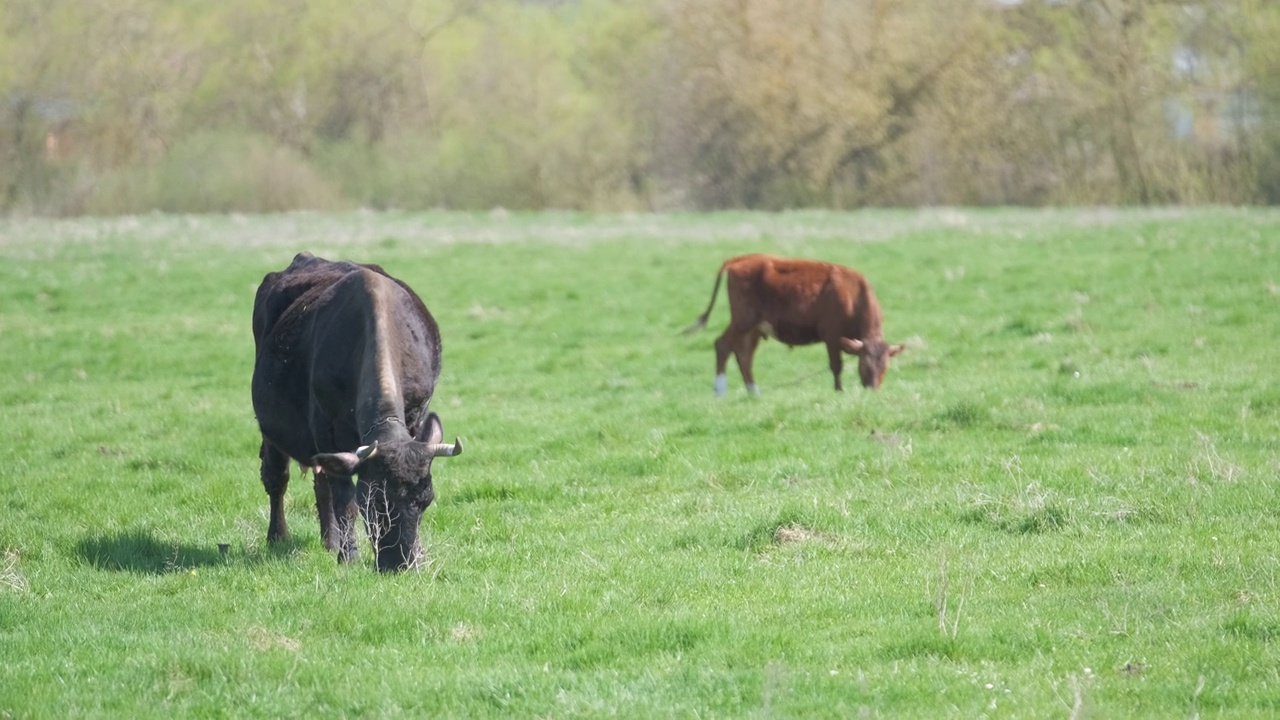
[451,623,481,643]
[1,550,27,592]
[961,482,1069,534]
[773,524,821,544]
[247,626,301,653]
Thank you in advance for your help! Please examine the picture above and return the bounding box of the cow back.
[723,254,881,345]
[252,254,441,461]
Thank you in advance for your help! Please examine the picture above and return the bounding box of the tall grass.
[1,208,1278,716]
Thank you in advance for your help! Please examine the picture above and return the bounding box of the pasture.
[1,208,1278,717]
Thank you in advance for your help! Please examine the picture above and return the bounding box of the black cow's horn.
[356,441,379,460]
[426,437,463,457]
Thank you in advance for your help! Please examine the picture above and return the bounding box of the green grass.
[1,208,1279,717]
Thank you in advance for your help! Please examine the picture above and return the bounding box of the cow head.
[311,412,461,572]
[841,338,906,390]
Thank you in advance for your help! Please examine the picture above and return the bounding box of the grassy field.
[1,208,1278,717]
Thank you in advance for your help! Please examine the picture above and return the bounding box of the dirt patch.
[773,524,820,544]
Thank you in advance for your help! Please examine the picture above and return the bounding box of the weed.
[934,553,966,640]
[1190,430,1244,483]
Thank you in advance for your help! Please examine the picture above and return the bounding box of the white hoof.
[714,374,727,397]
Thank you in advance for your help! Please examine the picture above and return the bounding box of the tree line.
[2,0,1277,215]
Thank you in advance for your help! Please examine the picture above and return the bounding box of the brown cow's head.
[311,413,461,572]
[841,338,906,390]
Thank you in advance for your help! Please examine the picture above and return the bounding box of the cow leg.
[826,342,844,391]
[260,440,290,543]
[313,469,340,552]
[328,475,360,563]
[735,331,763,394]
[713,328,740,396]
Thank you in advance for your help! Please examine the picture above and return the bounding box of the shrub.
[89,131,346,215]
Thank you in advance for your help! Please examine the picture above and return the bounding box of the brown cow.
[683,254,905,394]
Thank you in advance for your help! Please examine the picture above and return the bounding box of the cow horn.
[841,338,866,354]
[426,437,463,457]
[356,442,379,460]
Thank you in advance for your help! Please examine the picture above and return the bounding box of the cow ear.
[840,338,866,355]
[311,451,365,476]
[416,412,444,445]
[889,343,906,357]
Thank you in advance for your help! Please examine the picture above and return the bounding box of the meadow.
[1,208,1278,717]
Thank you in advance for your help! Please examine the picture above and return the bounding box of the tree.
[1239,0,1280,201]
[656,0,987,209]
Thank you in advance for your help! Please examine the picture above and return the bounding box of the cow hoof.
[747,383,760,395]
[714,374,728,396]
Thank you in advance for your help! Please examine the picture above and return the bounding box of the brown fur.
[684,254,904,392]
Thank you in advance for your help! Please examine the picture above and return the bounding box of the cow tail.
[681,264,726,335]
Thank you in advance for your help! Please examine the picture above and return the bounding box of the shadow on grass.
[77,530,307,574]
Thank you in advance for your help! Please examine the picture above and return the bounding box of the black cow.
[251,253,461,571]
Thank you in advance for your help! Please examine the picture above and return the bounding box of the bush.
[89,131,346,215]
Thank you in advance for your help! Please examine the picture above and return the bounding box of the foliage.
[659,0,987,208]
[89,130,346,214]
[2,0,1276,213]
[1,208,1279,715]
[1241,0,1280,202]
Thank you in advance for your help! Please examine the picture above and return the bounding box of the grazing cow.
[683,254,905,395]
[251,252,462,572]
